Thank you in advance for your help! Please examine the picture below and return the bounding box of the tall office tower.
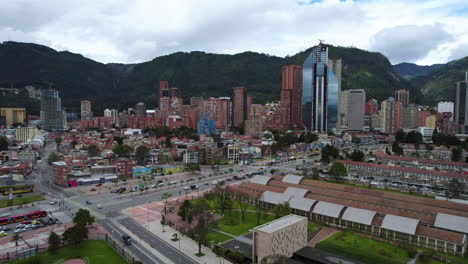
[80,100,92,121]
[365,99,378,115]
[347,90,366,131]
[232,87,250,127]
[455,72,468,133]
[40,89,65,130]
[395,89,410,106]
[302,42,341,133]
[380,97,402,134]
[402,104,419,129]
[338,91,349,131]
[158,80,169,108]
[281,65,303,127]
[134,102,147,117]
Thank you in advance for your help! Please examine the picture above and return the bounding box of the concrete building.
[15,126,39,142]
[245,104,264,136]
[380,97,402,134]
[402,104,419,129]
[40,89,65,130]
[104,108,119,125]
[425,115,437,128]
[112,158,133,179]
[183,151,199,164]
[438,101,454,117]
[134,102,147,117]
[80,100,92,121]
[158,80,169,108]
[340,89,365,131]
[395,89,410,106]
[232,87,250,127]
[252,215,307,263]
[0,108,26,126]
[52,161,69,186]
[455,72,468,133]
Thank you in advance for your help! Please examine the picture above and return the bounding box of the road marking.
[64,198,106,220]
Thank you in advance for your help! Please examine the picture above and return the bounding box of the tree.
[395,129,406,142]
[311,168,320,180]
[135,145,150,165]
[113,136,124,145]
[70,140,78,149]
[48,231,61,253]
[54,137,62,150]
[87,144,100,157]
[62,225,88,246]
[329,162,347,182]
[446,178,465,198]
[177,200,191,221]
[321,145,339,163]
[0,136,8,151]
[165,137,173,148]
[189,200,212,255]
[11,232,21,258]
[349,150,365,162]
[112,144,134,157]
[405,131,422,144]
[432,128,440,145]
[451,147,462,162]
[391,141,404,156]
[48,152,60,163]
[272,202,290,219]
[73,209,95,227]
[235,191,250,222]
[261,254,289,264]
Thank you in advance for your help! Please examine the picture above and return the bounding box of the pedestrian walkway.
[308,227,339,247]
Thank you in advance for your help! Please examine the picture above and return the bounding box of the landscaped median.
[5,240,127,264]
[0,194,44,208]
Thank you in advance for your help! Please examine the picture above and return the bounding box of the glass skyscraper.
[302,42,341,133]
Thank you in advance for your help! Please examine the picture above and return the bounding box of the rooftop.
[253,214,306,234]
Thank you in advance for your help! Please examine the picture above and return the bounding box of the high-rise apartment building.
[158,80,169,108]
[245,104,264,136]
[402,104,419,129]
[0,108,26,126]
[281,65,303,127]
[134,102,147,117]
[40,89,65,130]
[104,108,119,125]
[380,97,402,134]
[202,97,231,131]
[455,72,468,133]
[232,87,251,127]
[365,99,378,115]
[80,100,92,121]
[302,42,341,132]
[395,89,410,106]
[347,90,366,131]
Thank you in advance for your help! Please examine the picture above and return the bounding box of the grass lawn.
[194,198,258,212]
[0,195,44,208]
[206,231,233,244]
[315,231,411,264]
[211,211,276,236]
[7,240,127,264]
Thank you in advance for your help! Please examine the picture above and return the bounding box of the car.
[23,224,32,229]
[15,194,23,198]
[169,181,177,184]
[204,182,209,185]
[123,190,130,194]
[90,188,96,192]
[110,189,119,193]
[14,228,26,233]
[86,201,92,205]
[157,180,164,184]
[16,224,24,229]
[0,227,11,232]
[21,221,31,225]
[150,184,156,188]
[97,204,102,209]
[211,181,218,185]
[183,186,190,190]
[122,234,132,245]
[95,183,102,187]
[0,231,7,237]
[190,185,198,190]
[226,178,232,181]
[158,183,164,187]
[49,200,57,205]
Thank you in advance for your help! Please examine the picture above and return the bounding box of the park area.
[6,240,127,264]
[0,195,44,208]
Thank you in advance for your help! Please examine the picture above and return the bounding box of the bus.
[0,210,47,226]
[0,185,34,196]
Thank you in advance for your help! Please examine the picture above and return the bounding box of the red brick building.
[365,100,378,115]
[232,87,250,127]
[112,158,133,179]
[52,161,69,186]
[202,97,231,131]
[126,116,164,130]
[79,117,113,129]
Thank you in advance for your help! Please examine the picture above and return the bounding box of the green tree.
[48,152,60,163]
[311,168,320,180]
[177,199,191,221]
[272,202,290,219]
[391,141,404,156]
[48,231,61,253]
[329,162,347,182]
[189,200,212,255]
[451,147,462,162]
[112,144,134,157]
[0,136,9,151]
[54,137,62,151]
[349,150,365,162]
[73,209,95,227]
[62,225,88,246]
[446,178,465,198]
[165,137,173,148]
[87,144,100,157]
[113,136,124,145]
[261,254,289,264]
[135,145,150,165]
[405,131,422,144]
[395,129,406,142]
[321,145,339,163]
[11,232,22,258]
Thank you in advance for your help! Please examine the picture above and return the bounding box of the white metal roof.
[254,214,307,233]
[260,191,292,205]
[312,201,344,218]
[283,187,309,198]
[289,197,316,212]
[381,215,419,235]
[250,175,272,185]
[434,213,468,234]
[341,207,377,225]
[282,174,303,184]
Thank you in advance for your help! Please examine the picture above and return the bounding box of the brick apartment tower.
[281,65,303,127]
[158,80,169,108]
[232,87,250,127]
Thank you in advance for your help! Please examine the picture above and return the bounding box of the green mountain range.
[393,62,444,80]
[1,41,462,115]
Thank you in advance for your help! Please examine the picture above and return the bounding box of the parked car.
[0,231,7,237]
[110,189,119,193]
[150,184,156,188]
[183,186,190,190]
[95,183,102,187]
[14,228,26,233]
[211,181,218,185]
[204,182,209,186]
[97,204,102,209]
[190,185,198,190]
[0,227,11,232]
[226,178,232,181]
[158,183,164,187]
[169,181,177,184]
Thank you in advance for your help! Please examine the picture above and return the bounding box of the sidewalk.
[308,227,339,247]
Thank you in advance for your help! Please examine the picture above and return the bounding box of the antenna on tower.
[318,39,325,45]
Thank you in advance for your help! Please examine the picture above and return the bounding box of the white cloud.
[0,0,467,64]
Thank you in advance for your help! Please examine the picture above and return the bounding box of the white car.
[170,181,177,184]
[150,184,156,188]
[49,200,57,205]
[183,186,190,190]
[14,228,26,233]
[97,204,102,209]
[211,181,218,185]
[158,183,164,187]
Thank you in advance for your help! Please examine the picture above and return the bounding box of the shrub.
[226,251,245,263]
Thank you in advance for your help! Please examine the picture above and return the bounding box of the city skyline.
[1,0,467,65]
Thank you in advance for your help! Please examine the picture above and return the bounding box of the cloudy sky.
[1,0,467,65]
